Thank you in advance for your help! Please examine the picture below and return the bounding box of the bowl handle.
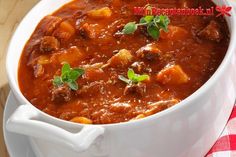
[6,104,105,152]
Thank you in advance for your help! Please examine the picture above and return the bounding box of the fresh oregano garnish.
[122,15,170,40]
[122,22,138,34]
[53,63,85,90]
[118,69,150,85]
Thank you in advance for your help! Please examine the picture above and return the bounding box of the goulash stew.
[18,0,229,124]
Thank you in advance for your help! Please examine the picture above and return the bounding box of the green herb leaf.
[70,70,81,81]
[135,74,149,82]
[53,76,63,87]
[61,72,69,82]
[147,25,160,40]
[119,69,150,85]
[153,15,170,32]
[139,17,146,24]
[139,16,154,24]
[144,15,154,23]
[74,68,85,75]
[53,63,84,91]
[122,22,138,34]
[67,81,79,91]
[157,15,170,32]
[70,71,80,81]
[62,63,71,74]
[127,69,135,80]
[118,75,131,84]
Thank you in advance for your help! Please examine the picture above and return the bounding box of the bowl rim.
[5,0,236,128]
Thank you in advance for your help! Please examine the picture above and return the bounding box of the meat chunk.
[40,36,60,53]
[156,64,189,85]
[51,84,72,102]
[78,23,98,39]
[160,25,188,40]
[136,43,161,61]
[105,49,133,68]
[36,16,62,36]
[76,81,103,96]
[131,62,146,73]
[87,7,112,19]
[124,83,146,97]
[131,62,152,73]
[198,20,222,42]
[110,102,131,113]
[33,64,44,78]
[53,31,72,42]
[145,99,179,116]
[28,54,50,68]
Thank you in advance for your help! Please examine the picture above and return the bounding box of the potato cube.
[59,21,75,35]
[50,46,85,64]
[70,117,93,124]
[87,7,112,19]
[106,49,133,67]
[53,21,75,42]
[156,64,189,85]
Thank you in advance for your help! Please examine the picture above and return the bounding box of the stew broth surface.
[18,0,229,124]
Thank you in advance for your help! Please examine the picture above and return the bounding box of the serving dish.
[5,0,236,157]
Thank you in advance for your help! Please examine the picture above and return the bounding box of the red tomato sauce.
[18,0,229,124]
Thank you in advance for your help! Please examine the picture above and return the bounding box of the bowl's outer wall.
[5,0,236,156]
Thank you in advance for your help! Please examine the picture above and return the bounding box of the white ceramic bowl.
[5,0,236,157]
